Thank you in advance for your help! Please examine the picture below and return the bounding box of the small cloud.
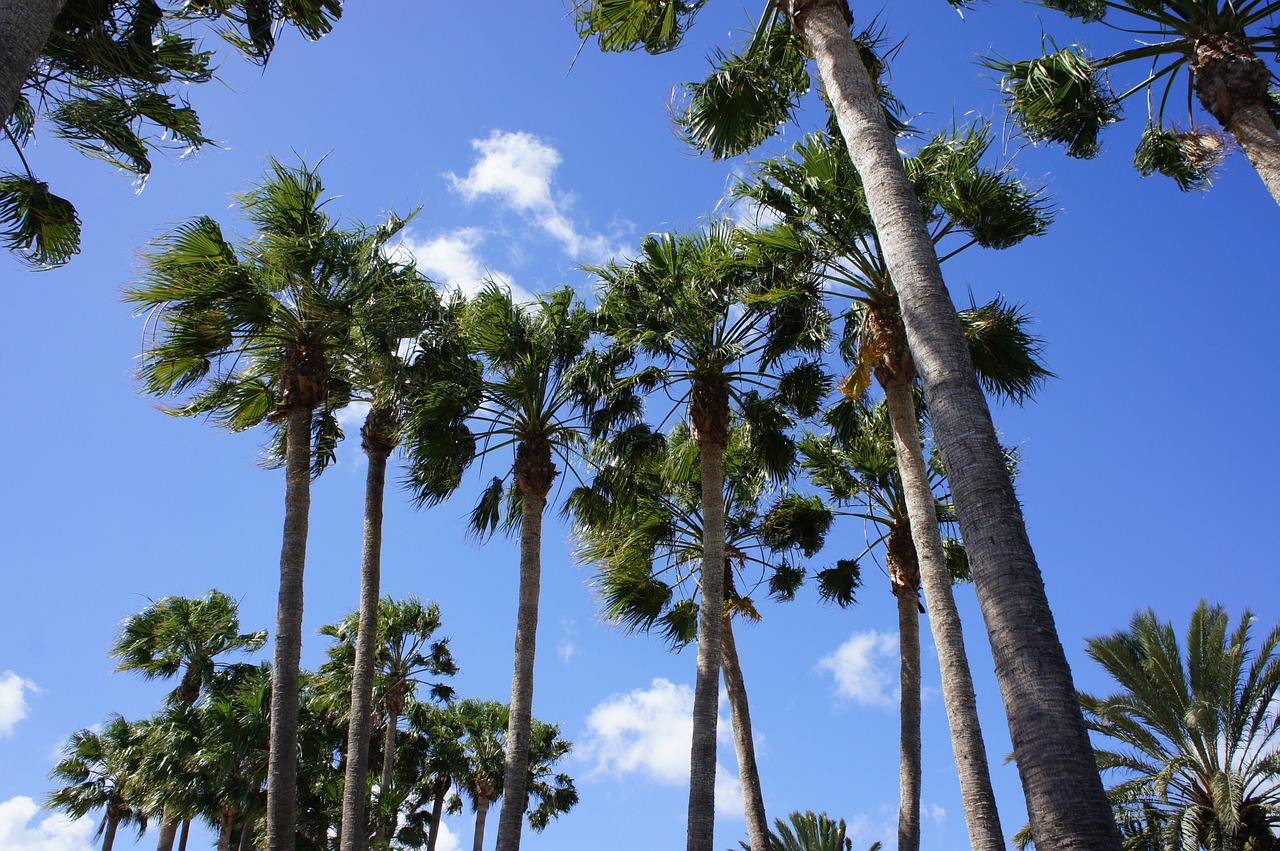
[924,803,947,825]
[434,819,461,851]
[336,400,371,435]
[816,631,899,708]
[0,797,95,851]
[558,618,579,663]
[0,672,38,737]
[715,763,744,818]
[393,228,534,304]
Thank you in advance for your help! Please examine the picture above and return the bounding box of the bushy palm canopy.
[985,0,1280,192]
[739,809,882,851]
[2,0,342,266]
[109,590,266,705]
[47,715,150,843]
[1079,602,1280,851]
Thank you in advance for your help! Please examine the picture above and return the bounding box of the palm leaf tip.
[1133,126,1226,191]
[0,174,82,267]
[573,0,708,55]
[987,47,1120,159]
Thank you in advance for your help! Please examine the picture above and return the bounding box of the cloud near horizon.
[0,798,95,851]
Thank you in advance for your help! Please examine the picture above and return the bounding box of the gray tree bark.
[883,380,1005,851]
[793,5,1119,849]
[265,405,314,851]
[176,820,190,851]
[894,554,922,851]
[687,436,727,851]
[375,704,400,844]
[0,0,64,127]
[155,815,178,851]
[493,490,548,851]
[1229,103,1280,206]
[339,440,390,851]
[472,794,491,851]
[721,616,769,851]
[102,816,119,851]
[426,778,450,851]
[238,816,257,851]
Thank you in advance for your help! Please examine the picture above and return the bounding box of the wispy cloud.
[816,631,900,708]
[390,227,531,303]
[0,672,37,737]
[448,130,625,264]
[0,797,95,851]
[558,618,579,663]
[578,678,742,816]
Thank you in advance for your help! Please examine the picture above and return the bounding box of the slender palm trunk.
[721,616,768,851]
[888,531,922,851]
[1228,103,1280,205]
[101,816,119,851]
[155,812,179,851]
[688,428,727,851]
[218,811,234,851]
[266,405,314,851]
[0,0,66,127]
[882,379,1005,850]
[376,704,401,843]
[427,777,450,851]
[177,819,190,851]
[494,486,549,851]
[793,6,1118,848]
[339,440,390,851]
[472,792,491,851]
[238,816,257,851]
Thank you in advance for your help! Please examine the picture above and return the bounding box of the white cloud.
[924,802,947,825]
[0,798,96,851]
[558,618,579,663]
[336,399,372,435]
[392,228,534,304]
[0,672,37,737]
[434,818,461,851]
[579,678,738,814]
[816,631,900,708]
[448,130,624,264]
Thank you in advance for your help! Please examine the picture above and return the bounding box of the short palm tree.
[110,590,265,850]
[985,0,1280,202]
[47,715,150,851]
[320,595,458,844]
[1080,602,1280,851]
[574,5,1118,845]
[404,283,635,851]
[590,222,829,851]
[127,160,415,851]
[740,809,883,851]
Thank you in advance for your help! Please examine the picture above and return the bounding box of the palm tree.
[985,0,1280,203]
[403,283,634,851]
[574,5,1120,846]
[110,590,265,850]
[1079,602,1280,851]
[569,421,832,851]
[321,596,458,845]
[740,809,883,851]
[47,715,150,851]
[739,121,1051,851]
[333,284,479,851]
[590,223,829,851]
[127,160,415,851]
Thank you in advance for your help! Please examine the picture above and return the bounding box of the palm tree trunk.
[882,378,1005,851]
[0,0,66,127]
[1228,103,1280,205]
[426,777,450,851]
[688,434,727,851]
[238,816,257,851]
[266,405,314,851]
[155,815,179,851]
[721,616,768,851]
[493,489,548,851]
[793,5,1118,848]
[893,555,922,851]
[218,811,234,851]
[177,819,190,851]
[101,816,119,851]
[472,794,491,851]
[339,442,391,851]
[376,705,400,843]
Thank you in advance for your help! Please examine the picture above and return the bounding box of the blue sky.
[1,2,1277,850]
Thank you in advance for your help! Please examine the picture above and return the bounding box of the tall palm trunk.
[218,811,235,851]
[494,438,554,851]
[102,816,119,851]
[1228,104,1280,204]
[426,776,451,851]
[688,376,729,851]
[376,695,403,843]
[341,411,394,851]
[177,819,190,851]
[0,0,65,126]
[266,405,314,851]
[882,378,1005,850]
[721,615,768,851]
[238,816,258,851]
[887,526,922,851]
[472,783,492,851]
[792,5,1119,848]
[155,810,179,851]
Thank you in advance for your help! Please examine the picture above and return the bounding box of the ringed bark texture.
[0,0,65,127]
[721,615,769,851]
[1229,104,1280,205]
[687,417,728,851]
[793,5,1119,848]
[883,380,1005,851]
[494,445,554,851]
[338,426,392,851]
[265,405,314,851]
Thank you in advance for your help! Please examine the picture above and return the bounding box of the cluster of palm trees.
[47,591,577,851]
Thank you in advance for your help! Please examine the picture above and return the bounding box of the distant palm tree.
[127,160,416,850]
[740,809,882,851]
[47,715,150,851]
[1077,602,1280,851]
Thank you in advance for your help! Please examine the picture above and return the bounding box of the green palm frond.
[572,0,708,55]
[1133,125,1227,191]
[959,295,1054,405]
[0,174,81,267]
